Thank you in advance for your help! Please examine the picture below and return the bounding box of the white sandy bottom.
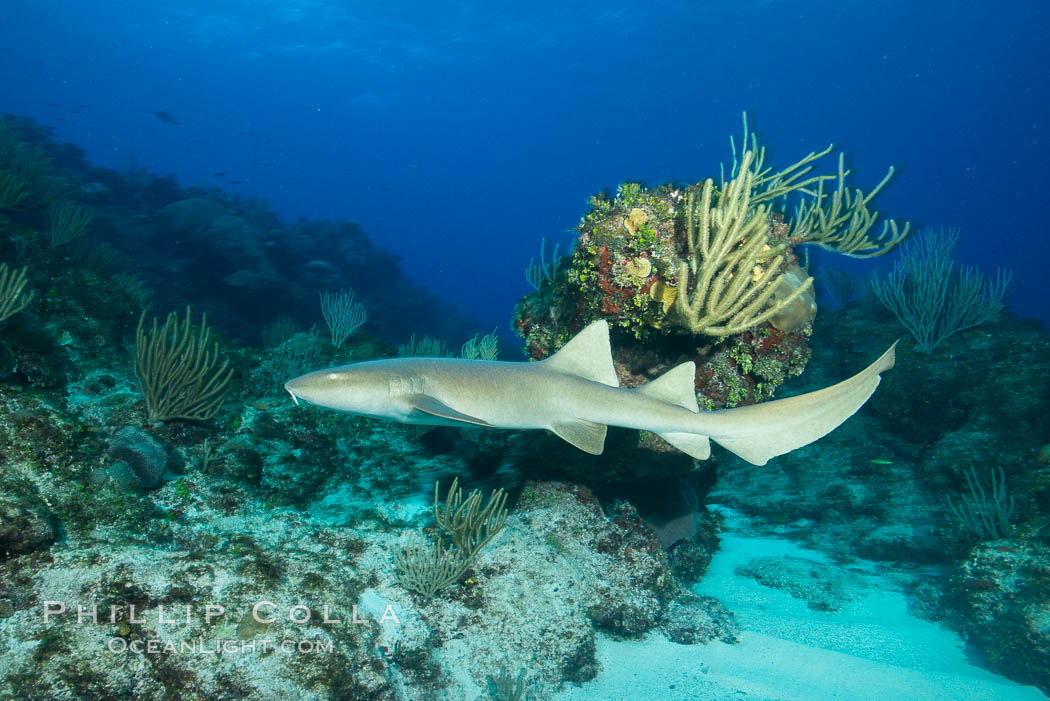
[555,508,1047,701]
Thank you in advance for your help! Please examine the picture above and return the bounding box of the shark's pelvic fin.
[408,395,494,427]
[550,419,608,455]
[542,320,620,387]
[709,342,897,465]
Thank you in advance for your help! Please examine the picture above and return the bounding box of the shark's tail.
[545,319,895,464]
[634,343,896,464]
[703,343,897,465]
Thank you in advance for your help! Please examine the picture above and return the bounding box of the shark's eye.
[327,373,339,380]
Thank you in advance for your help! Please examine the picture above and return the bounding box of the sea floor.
[555,507,1047,701]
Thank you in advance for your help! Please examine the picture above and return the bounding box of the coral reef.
[0,116,730,694]
[707,301,1050,692]
[513,179,815,415]
[135,308,233,423]
[98,426,175,490]
[1,114,1046,697]
[513,119,900,449]
[946,540,1050,691]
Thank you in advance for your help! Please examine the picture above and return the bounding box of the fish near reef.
[286,320,895,465]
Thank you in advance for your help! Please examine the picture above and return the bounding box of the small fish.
[213,171,227,177]
[247,398,284,411]
[229,180,244,184]
[870,458,894,465]
[153,110,182,125]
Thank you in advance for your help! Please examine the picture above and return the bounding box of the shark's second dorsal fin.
[635,362,709,459]
[541,320,619,387]
[634,362,699,412]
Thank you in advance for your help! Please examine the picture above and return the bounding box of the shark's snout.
[284,376,307,406]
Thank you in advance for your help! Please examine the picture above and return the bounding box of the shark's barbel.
[285,320,895,465]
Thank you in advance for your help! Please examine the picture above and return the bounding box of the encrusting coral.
[514,115,909,421]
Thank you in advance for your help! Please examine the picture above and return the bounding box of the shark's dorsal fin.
[634,362,699,412]
[634,362,708,459]
[550,419,607,455]
[541,320,619,387]
[408,395,494,427]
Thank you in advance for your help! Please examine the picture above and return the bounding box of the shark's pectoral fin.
[408,395,494,427]
[550,419,607,455]
[657,432,711,460]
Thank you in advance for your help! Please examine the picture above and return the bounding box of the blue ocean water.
[3,2,1050,700]
[4,0,1047,335]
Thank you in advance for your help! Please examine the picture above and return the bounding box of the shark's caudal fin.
[707,343,897,466]
[635,361,711,460]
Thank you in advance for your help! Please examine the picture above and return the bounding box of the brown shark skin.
[285,321,894,466]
